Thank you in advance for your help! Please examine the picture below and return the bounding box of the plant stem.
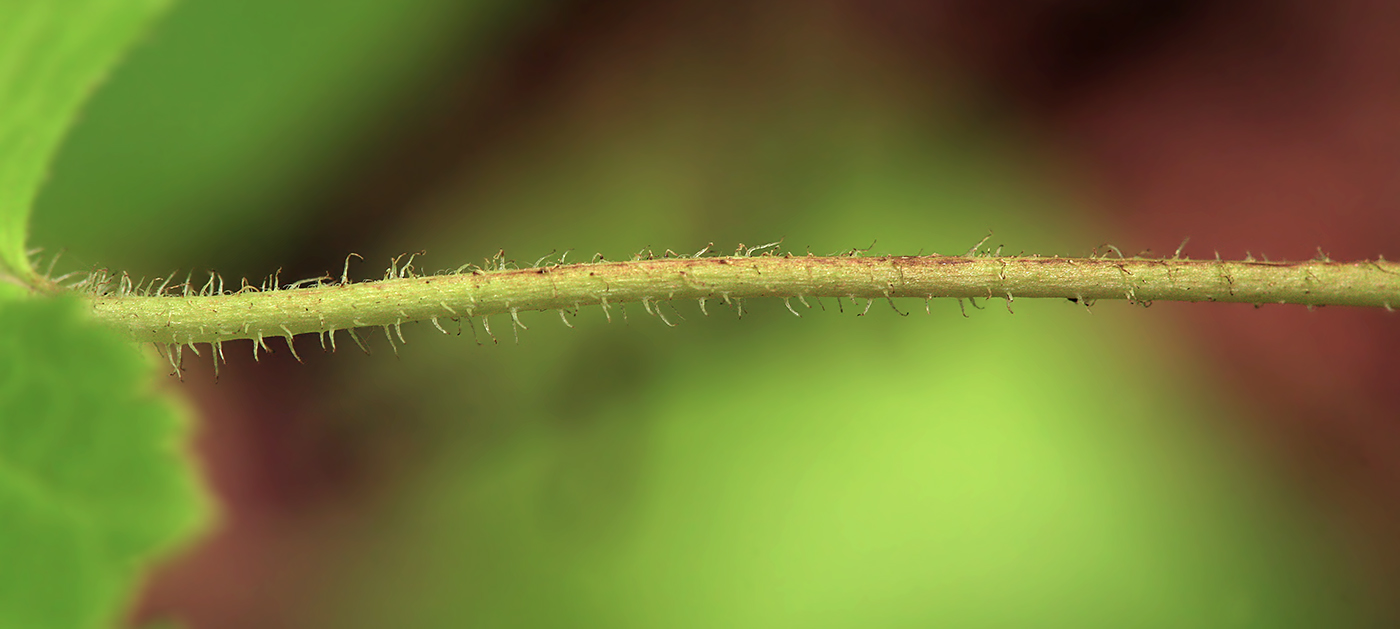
[86,254,1400,347]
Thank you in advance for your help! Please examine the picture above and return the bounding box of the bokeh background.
[30,1,1400,627]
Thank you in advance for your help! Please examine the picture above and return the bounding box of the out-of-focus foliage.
[0,4,208,628]
[0,0,171,279]
[31,0,541,277]
[0,296,208,629]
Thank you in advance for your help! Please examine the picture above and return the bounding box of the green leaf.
[0,0,174,281]
[0,281,27,304]
[0,296,208,629]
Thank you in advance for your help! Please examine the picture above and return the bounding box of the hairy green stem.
[86,255,1400,347]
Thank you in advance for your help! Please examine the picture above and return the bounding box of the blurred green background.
[31,0,1373,627]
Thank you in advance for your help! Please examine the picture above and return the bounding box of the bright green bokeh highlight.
[333,306,1349,628]
[0,297,208,629]
[0,0,172,280]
